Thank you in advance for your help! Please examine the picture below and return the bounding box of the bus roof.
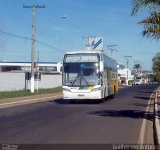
[64,50,117,70]
[65,50,103,55]
[65,50,117,62]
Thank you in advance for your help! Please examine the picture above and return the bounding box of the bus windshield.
[63,62,100,86]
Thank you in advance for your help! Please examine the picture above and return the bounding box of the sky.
[0,0,160,71]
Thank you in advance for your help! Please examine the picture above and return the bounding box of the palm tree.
[131,0,160,15]
[139,12,160,39]
[134,63,142,75]
[152,52,160,81]
[132,0,160,39]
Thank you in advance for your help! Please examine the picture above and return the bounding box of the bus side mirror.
[99,61,104,72]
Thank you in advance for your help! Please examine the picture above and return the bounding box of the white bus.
[134,76,143,85]
[62,50,118,102]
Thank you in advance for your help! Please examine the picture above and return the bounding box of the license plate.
[78,94,84,97]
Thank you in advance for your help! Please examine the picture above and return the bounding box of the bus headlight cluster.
[91,87,101,92]
[63,88,71,92]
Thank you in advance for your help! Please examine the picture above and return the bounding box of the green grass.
[0,86,62,99]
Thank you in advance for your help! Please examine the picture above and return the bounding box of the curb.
[138,90,154,144]
[154,88,160,146]
[0,94,62,109]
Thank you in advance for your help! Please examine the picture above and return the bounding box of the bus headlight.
[63,88,71,92]
[91,87,101,92]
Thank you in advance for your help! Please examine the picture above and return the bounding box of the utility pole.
[82,35,96,50]
[109,48,117,57]
[36,50,40,92]
[124,56,132,85]
[23,4,45,93]
[107,44,117,57]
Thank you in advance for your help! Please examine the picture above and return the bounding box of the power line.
[45,5,84,36]
[35,40,65,52]
[3,0,84,48]
[0,10,25,24]
[0,30,26,39]
[118,51,158,55]
[0,30,65,52]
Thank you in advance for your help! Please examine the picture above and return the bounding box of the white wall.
[0,72,25,91]
[118,69,132,78]
[34,74,62,89]
[0,72,62,91]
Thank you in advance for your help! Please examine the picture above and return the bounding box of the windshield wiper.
[72,75,89,86]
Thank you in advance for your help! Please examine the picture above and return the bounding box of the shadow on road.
[136,90,153,94]
[134,96,150,101]
[53,99,102,105]
[89,110,154,121]
[49,99,70,105]
[131,102,154,108]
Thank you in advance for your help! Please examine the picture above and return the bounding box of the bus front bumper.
[63,90,102,100]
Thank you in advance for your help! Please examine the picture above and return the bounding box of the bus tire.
[70,100,75,104]
[101,90,106,103]
[100,98,105,103]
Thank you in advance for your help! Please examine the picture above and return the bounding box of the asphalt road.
[0,84,158,144]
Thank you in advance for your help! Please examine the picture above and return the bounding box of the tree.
[131,0,160,15]
[132,1,160,80]
[134,63,142,74]
[152,52,160,81]
[132,0,160,39]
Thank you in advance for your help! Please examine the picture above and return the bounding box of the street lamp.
[62,15,67,19]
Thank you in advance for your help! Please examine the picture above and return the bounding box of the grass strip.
[0,86,62,99]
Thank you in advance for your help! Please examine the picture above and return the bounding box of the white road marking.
[138,91,154,144]
[155,90,160,145]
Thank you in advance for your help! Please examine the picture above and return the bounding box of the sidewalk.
[0,92,62,109]
[157,95,160,121]
[155,88,160,145]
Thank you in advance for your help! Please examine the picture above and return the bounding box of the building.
[0,62,62,74]
[117,63,134,84]
[0,62,63,91]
